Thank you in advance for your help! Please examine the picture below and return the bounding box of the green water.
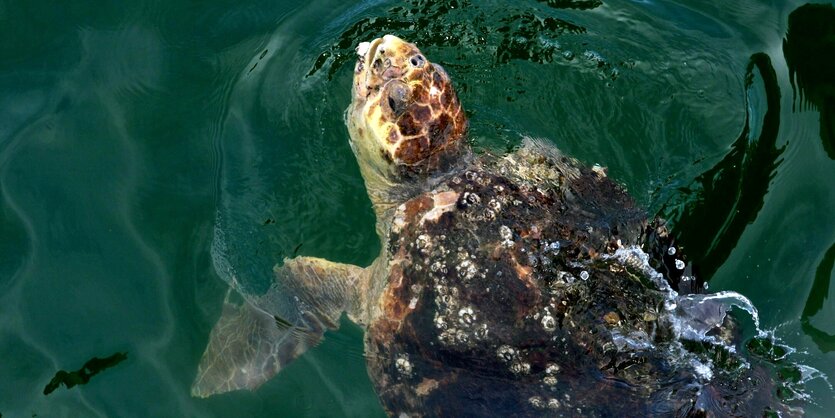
[1,0,833,416]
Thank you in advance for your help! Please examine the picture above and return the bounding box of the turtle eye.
[355,59,364,73]
[410,54,425,68]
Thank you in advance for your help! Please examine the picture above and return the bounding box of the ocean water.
[1,0,833,416]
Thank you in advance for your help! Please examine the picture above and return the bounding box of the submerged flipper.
[191,296,318,397]
[192,257,366,397]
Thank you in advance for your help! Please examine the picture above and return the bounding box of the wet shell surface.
[364,147,786,417]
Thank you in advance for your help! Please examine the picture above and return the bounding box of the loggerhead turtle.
[193,35,798,416]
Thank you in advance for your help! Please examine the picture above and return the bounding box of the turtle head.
[346,35,468,200]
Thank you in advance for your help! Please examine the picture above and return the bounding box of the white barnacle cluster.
[434,279,487,348]
[461,191,481,207]
[395,354,413,376]
[529,396,560,410]
[510,360,531,375]
[488,198,502,212]
[499,225,514,248]
[462,170,492,187]
[415,234,433,256]
[481,197,502,222]
[456,259,478,282]
[418,234,451,274]
[458,306,476,326]
[496,344,517,362]
[543,362,560,386]
[430,260,447,275]
[496,344,530,375]
[541,313,557,332]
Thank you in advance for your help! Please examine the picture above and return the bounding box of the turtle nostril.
[410,55,425,68]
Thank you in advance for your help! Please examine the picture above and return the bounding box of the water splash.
[605,243,821,400]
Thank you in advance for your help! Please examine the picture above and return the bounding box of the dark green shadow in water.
[43,352,128,395]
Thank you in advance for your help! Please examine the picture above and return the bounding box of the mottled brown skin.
[350,36,467,168]
[346,36,795,417]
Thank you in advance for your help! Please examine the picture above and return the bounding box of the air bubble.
[667,246,676,255]
[543,376,557,386]
[547,398,560,409]
[580,271,589,281]
[675,259,685,270]
[499,225,512,240]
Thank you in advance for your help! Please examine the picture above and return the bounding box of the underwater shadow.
[43,352,128,395]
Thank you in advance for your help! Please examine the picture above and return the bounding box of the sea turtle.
[193,35,798,416]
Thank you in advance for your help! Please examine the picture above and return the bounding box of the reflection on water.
[660,52,784,283]
[0,0,834,417]
[783,3,835,158]
[802,242,835,353]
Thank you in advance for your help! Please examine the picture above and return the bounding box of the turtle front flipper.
[191,257,367,397]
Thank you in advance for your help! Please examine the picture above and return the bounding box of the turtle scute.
[366,146,792,417]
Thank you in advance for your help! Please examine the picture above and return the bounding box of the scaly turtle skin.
[193,35,798,417]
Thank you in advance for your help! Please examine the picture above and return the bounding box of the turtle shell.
[365,147,785,417]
